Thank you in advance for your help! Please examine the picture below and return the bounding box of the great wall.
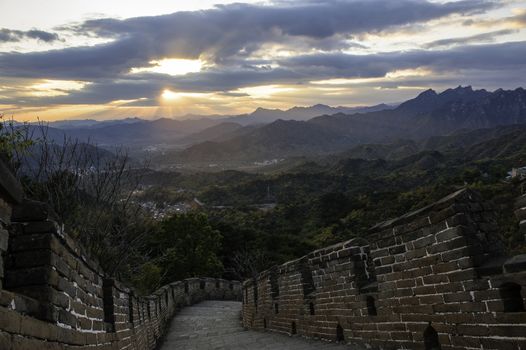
[242,187,526,349]
[1,155,526,349]
[0,159,242,349]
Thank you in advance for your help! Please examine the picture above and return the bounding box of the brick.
[0,307,21,333]
[0,229,8,252]
[12,200,50,222]
[413,235,436,249]
[435,227,462,242]
[480,338,521,350]
[443,292,471,303]
[0,331,12,350]
[457,324,489,336]
[450,335,481,348]
[488,325,526,337]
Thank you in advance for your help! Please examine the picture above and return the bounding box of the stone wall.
[0,159,242,350]
[243,189,526,350]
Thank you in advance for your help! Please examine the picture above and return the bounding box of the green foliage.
[149,212,224,284]
[125,139,526,290]
[0,116,33,163]
[131,262,162,295]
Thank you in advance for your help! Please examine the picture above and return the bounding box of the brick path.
[160,300,352,350]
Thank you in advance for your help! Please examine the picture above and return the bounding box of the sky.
[0,0,525,121]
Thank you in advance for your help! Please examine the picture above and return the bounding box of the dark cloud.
[1,0,522,110]
[0,0,494,80]
[463,9,526,28]
[280,41,526,77]
[0,28,60,43]
[423,29,518,48]
[2,40,525,107]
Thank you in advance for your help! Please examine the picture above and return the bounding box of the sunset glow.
[0,0,524,120]
[131,59,203,76]
[28,80,89,97]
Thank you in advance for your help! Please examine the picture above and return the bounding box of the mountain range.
[178,86,526,162]
[14,86,526,165]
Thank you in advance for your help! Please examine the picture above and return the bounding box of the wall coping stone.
[0,159,23,204]
[504,254,526,273]
[370,188,472,231]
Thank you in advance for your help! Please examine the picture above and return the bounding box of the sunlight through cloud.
[235,85,297,98]
[28,79,89,97]
[161,89,215,103]
[131,58,203,76]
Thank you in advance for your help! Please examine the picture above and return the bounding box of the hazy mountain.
[13,102,393,149]
[179,119,353,161]
[339,140,419,161]
[43,118,223,147]
[310,86,526,140]
[177,87,526,162]
[336,124,526,163]
[177,122,244,145]
[223,103,394,125]
[15,87,525,160]
[45,117,145,129]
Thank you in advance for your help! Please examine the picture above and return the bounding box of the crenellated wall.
[0,159,242,350]
[243,189,526,350]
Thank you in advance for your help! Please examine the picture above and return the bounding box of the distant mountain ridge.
[13,87,526,163]
[16,103,394,147]
[40,103,394,131]
[222,103,394,125]
[179,86,526,162]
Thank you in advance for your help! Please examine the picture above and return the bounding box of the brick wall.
[243,189,526,350]
[0,159,242,350]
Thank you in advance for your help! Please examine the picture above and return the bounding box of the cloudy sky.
[0,0,525,121]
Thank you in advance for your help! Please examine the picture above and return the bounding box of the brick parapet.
[0,159,242,350]
[243,188,526,350]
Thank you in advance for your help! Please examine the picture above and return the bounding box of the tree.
[131,262,162,295]
[0,115,33,165]
[2,118,155,276]
[150,212,223,283]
